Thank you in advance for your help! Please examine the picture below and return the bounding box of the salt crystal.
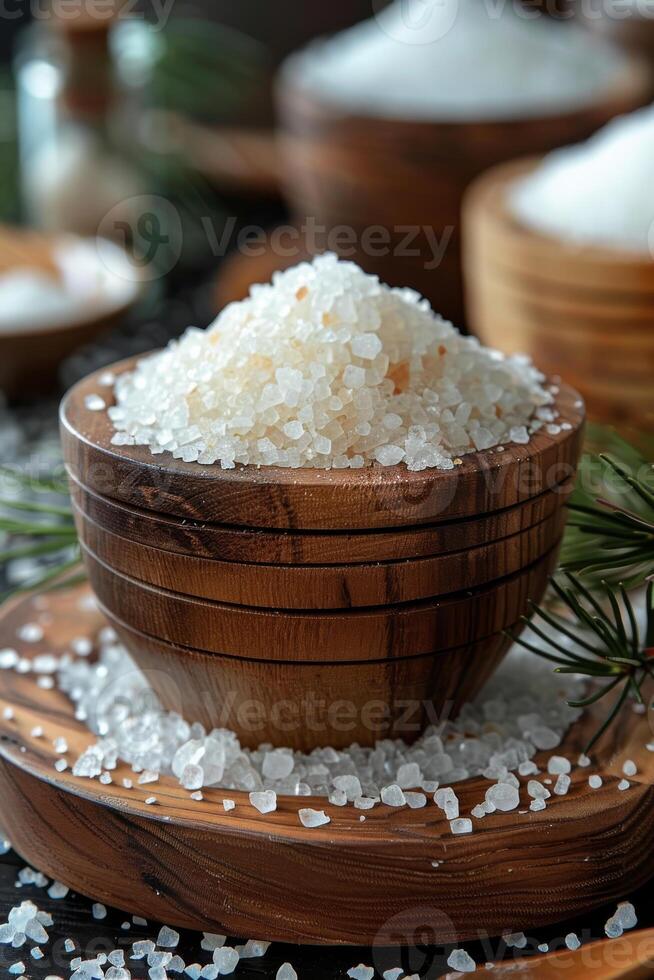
[396,762,422,788]
[190,791,203,802]
[47,882,69,899]
[181,765,203,791]
[138,770,160,786]
[223,800,235,812]
[588,775,603,789]
[554,774,571,796]
[249,791,277,814]
[299,808,330,828]
[157,926,179,948]
[65,939,76,952]
[529,799,546,812]
[213,947,239,975]
[381,785,406,807]
[8,963,25,975]
[577,754,591,768]
[447,949,476,973]
[605,915,623,939]
[618,779,630,792]
[201,935,226,952]
[565,933,581,950]
[615,901,638,929]
[276,965,297,980]
[622,760,637,777]
[262,750,294,780]
[450,818,473,835]
[92,903,107,920]
[527,780,550,800]
[485,783,520,812]
[383,970,404,980]
[435,787,459,819]
[85,395,106,412]
[404,792,427,809]
[17,624,43,643]
[329,790,348,807]
[347,966,374,980]
[547,756,571,775]
[538,943,549,952]
[503,932,527,949]
[144,797,157,805]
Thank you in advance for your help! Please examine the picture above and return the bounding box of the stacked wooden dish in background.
[464,160,654,432]
[61,356,585,752]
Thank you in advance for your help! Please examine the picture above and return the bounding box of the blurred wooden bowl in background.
[275,54,651,328]
[463,158,654,432]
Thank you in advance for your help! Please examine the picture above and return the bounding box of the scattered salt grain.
[85,394,106,412]
[447,948,476,973]
[503,932,528,949]
[618,779,630,791]
[31,947,44,959]
[529,799,546,812]
[8,962,25,975]
[64,939,76,952]
[450,818,473,835]
[92,903,107,920]
[485,783,520,812]
[554,774,571,796]
[30,726,44,738]
[435,787,459,820]
[157,926,179,948]
[623,760,637,777]
[405,792,427,809]
[347,967,374,980]
[588,775,603,789]
[538,943,549,953]
[138,770,160,786]
[547,756,571,775]
[527,781,550,800]
[222,800,235,812]
[383,970,404,980]
[47,882,69,900]
[381,785,406,807]
[577,754,591,768]
[565,933,581,951]
[249,791,277,814]
[201,935,226,952]
[17,623,43,643]
[213,947,239,975]
[276,965,297,980]
[3,707,14,721]
[144,797,157,805]
[299,809,330,828]
[190,791,203,802]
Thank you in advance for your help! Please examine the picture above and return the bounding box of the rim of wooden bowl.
[61,355,585,531]
[463,157,654,293]
[68,467,574,565]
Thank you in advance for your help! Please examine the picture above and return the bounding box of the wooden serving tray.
[0,586,653,947]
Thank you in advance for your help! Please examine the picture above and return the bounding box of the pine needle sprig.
[560,431,654,589]
[508,574,654,752]
[0,468,82,602]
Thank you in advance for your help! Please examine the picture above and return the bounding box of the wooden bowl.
[0,227,144,400]
[463,158,654,431]
[275,54,651,327]
[61,356,584,750]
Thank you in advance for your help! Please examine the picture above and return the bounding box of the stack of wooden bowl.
[61,356,584,752]
[275,55,651,328]
[463,159,654,432]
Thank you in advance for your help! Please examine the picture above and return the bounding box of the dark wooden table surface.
[0,845,653,979]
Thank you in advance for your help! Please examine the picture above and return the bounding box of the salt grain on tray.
[109,254,554,471]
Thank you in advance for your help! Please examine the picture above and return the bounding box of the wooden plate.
[1,586,653,945]
[60,357,585,530]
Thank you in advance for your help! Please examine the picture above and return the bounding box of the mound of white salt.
[284,0,628,121]
[109,254,554,471]
[511,103,654,254]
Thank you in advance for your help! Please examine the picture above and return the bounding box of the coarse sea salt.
[511,104,654,253]
[45,615,585,806]
[284,0,626,121]
[109,254,554,472]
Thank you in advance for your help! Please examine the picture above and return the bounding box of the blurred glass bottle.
[15,3,145,237]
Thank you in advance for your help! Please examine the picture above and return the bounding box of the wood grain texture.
[1,586,654,946]
[463,158,654,430]
[60,357,585,530]
[82,540,559,661]
[68,469,573,565]
[275,58,651,326]
[105,610,512,750]
[74,498,567,609]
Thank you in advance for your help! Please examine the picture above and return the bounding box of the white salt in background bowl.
[0,231,145,400]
